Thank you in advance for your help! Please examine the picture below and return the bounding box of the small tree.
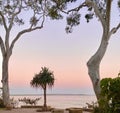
[30,67,55,110]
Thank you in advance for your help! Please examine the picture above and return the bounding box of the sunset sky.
[0,0,120,95]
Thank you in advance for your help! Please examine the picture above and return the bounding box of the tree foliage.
[66,12,80,33]
[30,67,55,89]
[0,98,5,108]
[0,0,64,28]
[0,0,79,26]
[98,75,120,113]
[66,0,120,33]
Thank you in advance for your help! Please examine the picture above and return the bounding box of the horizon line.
[10,93,95,96]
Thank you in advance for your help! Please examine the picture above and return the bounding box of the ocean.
[11,94,97,109]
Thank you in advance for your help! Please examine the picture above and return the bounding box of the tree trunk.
[2,55,11,107]
[43,86,47,110]
[87,37,109,100]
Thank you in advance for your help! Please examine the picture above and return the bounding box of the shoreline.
[10,94,95,96]
[9,95,96,109]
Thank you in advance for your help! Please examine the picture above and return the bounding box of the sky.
[0,0,120,95]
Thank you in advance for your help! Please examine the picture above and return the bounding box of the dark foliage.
[118,0,120,8]
[93,75,120,113]
[0,98,5,108]
[30,67,55,89]
[48,6,63,20]
[65,0,120,33]
[85,13,94,23]
[66,12,80,33]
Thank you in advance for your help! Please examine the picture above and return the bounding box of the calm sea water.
[11,94,97,109]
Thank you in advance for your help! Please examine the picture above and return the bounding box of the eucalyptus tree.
[30,67,55,110]
[0,0,70,107]
[66,0,120,100]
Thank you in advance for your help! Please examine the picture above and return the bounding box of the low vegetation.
[19,97,41,106]
[93,73,120,113]
[0,98,5,108]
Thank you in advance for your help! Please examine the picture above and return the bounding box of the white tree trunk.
[85,0,114,101]
[87,37,108,100]
[2,56,11,107]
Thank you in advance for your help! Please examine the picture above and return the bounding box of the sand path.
[0,108,90,113]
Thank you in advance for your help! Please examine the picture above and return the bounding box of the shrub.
[93,75,120,113]
[0,98,5,108]
[19,97,41,106]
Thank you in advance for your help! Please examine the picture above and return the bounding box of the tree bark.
[2,55,11,107]
[86,0,113,100]
[87,33,109,99]
[43,86,47,110]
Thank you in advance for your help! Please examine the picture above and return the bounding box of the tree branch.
[10,5,45,52]
[108,23,120,39]
[10,20,44,51]
[67,2,86,13]
[0,11,7,31]
[67,0,106,29]
[5,2,22,53]
[9,0,46,52]
[0,36,6,57]
[105,0,112,33]
[8,1,22,31]
[85,0,106,29]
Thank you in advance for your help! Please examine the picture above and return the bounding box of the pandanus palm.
[30,67,55,110]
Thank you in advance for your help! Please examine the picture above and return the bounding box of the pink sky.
[0,0,120,95]
[9,19,120,94]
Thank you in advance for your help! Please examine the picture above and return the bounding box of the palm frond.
[30,67,55,89]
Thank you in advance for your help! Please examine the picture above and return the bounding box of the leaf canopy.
[66,0,120,33]
[30,67,55,89]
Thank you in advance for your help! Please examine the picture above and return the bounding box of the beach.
[0,95,95,113]
[11,94,96,109]
[0,108,91,113]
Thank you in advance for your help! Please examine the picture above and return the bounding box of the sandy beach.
[0,108,91,113]
[0,108,51,113]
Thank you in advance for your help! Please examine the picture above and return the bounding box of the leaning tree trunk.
[2,55,11,107]
[84,0,112,101]
[87,33,109,100]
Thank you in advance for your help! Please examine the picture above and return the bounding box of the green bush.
[93,75,120,113]
[0,98,5,108]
